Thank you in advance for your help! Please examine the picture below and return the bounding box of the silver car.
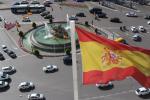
[0,72,10,81]
[0,81,9,88]
[18,82,34,90]
[135,87,150,96]
[43,65,58,73]
[2,66,16,73]
[28,93,45,100]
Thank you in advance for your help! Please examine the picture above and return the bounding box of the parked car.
[18,82,34,90]
[110,17,121,23]
[22,17,31,22]
[43,65,58,73]
[0,52,5,61]
[76,12,86,17]
[28,93,45,100]
[96,81,113,88]
[6,50,17,59]
[69,15,78,20]
[89,7,102,14]
[132,34,142,41]
[63,55,72,65]
[131,26,138,33]
[138,26,146,32]
[0,81,9,88]
[40,11,50,16]
[135,87,150,96]
[2,66,16,73]
[1,45,8,52]
[43,0,53,7]
[96,13,107,18]
[144,15,150,20]
[126,12,137,17]
[0,71,10,81]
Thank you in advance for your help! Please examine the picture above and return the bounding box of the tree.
[19,31,24,37]
[65,48,71,56]
[32,22,37,29]
[33,49,40,56]
[85,21,89,26]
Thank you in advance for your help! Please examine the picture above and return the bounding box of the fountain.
[25,22,78,53]
[44,22,54,39]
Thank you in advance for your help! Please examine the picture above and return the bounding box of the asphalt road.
[0,1,150,100]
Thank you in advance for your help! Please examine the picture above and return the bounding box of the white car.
[43,65,58,73]
[2,66,16,73]
[147,21,150,25]
[131,26,138,33]
[96,81,113,88]
[126,12,137,17]
[135,87,150,96]
[18,82,34,90]
[0,81,9,88]
[1,45,8,52]
[28,93,45,100]
[138,26,145,32]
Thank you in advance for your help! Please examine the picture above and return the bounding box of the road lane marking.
[80,90,134,100]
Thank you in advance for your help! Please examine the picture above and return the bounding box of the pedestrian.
[95,28,98,34]
[51,7,53,11]
[91,20,93,25]
[120,26,123,31]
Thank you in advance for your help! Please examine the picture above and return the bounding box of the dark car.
[132,34,142,41]
[40,11,50,16]
[43,0,53,7]
[76,12,86,17]
[69,15,78,21]
[110,17,121,23]
[0,52,5,61]
[6,50,17,59]
[63,56,72,65]
[96,13,107,18]
[89,7,102,14]
[144,15,150,20]
[20,0,29,4]
[44,14,53,19]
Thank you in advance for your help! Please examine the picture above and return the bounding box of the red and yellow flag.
[76,27,150,87]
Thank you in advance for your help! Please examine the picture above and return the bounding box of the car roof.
[139,87,147,91]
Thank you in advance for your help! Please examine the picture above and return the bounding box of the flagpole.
[70,20,79,100]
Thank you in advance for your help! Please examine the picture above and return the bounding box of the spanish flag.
[76,27,150,87]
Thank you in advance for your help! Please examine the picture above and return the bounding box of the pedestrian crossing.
[18,21,49,25]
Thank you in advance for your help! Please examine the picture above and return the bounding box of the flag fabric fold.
[76,26,150,87]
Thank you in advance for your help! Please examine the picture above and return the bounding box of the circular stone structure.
[29,22,78,53]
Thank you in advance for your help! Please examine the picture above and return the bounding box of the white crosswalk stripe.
[18,21,49,25]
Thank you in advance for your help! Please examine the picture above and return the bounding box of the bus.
[11,4,46,14]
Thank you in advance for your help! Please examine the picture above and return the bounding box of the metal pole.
[70,21,79,100]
